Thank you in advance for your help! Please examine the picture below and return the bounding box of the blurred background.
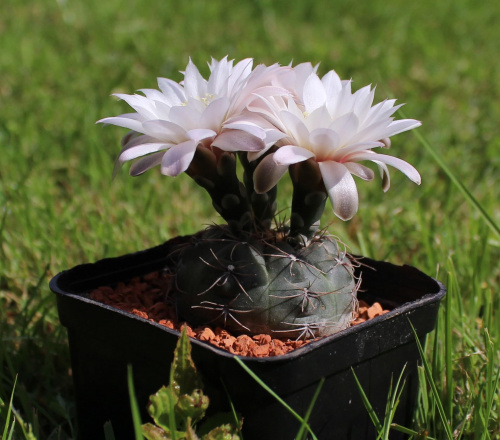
[1,0,499,438]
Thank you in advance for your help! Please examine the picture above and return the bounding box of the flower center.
[200,93,215,106]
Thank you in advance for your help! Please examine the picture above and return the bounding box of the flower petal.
[168,105,202,131]
[222,121,265,140]
[348,152,421,184]
[97,115,144,132]
[160,140,198,177]
[331,141,384,161]
[280,110,310,144]
[319,161,359,220]
[352,85,375,122]
[139,88,171,105]
[120,133,154,150]
[309,128,339,159]
[157,78,186,106]
[264,128,287,147]
[274,145,315,165]
[119,142,170,162]
[207,56,232,96]
[329,111,359,146]
[328,80,353,118]
[303,73,326,113]
[253,153,289,194]
[344,162,375,181]
[142,120,187,142]
[246,95,284,125]
[129,152,165,176]
[113,94,158,119]
[247,126,287,160]
[187,128,217,143]
[372,160,391,191]
[383,119,422,137]
[183,58,207,99]
[227,58,253,95]
[321,69,342,100]
[200,97,230,130]
[303,105,331,132]
[286,98,307,121]
[212,129,265,152]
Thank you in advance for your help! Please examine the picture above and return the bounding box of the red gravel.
[90,270,389,357]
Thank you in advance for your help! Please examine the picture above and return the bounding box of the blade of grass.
[416,365,430,427]
[429,327,440,434]
[481,329,499,440]
[381,367,408,440]
[356,231,373,258]
[295,377,325,440]
[391,424,437,440]
[0,204,7,261]
[351,368,383,433]
[127,365,144,440]
[4,420,15,440]
[19,264,50,335]
[221,380,243,439]
[473,392,488,440]
[3,400,38,440]
[486,368,500,427]
[353,366,409,440]
[234,356,318,440]
[1,376,17,440]
[445,261,454,423]
[409,321,454,440]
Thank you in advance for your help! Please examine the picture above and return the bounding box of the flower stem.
[186,147,253,232]
[289,159,328,243]
[239,151,278,233]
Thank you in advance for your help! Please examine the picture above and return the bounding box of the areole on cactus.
[98,56,421,339]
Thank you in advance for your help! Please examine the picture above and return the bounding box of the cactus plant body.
[174,227,358,339]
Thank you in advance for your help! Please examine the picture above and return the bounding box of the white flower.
[98,57,288,177]
[253,67,422,220]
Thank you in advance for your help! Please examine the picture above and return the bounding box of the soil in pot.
[89,269,390,357]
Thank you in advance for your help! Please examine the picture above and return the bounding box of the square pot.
[50,237,445,440]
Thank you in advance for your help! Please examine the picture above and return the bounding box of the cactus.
[100,57,422,340]
[173,148,359,339]
[174,227,358,339]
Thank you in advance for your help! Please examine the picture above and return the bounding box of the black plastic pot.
[50,237,445,440]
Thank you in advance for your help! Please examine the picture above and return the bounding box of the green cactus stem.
[174,226,358,339]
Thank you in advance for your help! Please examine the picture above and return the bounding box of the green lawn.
[1,0,499,438]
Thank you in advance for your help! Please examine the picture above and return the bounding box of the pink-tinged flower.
[98,57,289,177]
[253,67,422,220]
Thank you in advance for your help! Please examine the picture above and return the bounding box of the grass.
[1,0,499,438]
